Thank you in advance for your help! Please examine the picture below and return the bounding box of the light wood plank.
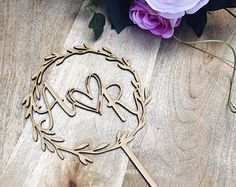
[0,0,82,175]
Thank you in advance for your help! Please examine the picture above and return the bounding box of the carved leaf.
[55,58,65,66]
[144,88,148,99]
[41,141,46,151]
[51,137,65,143]
[22,95,30,106]
[117,63,129,70]
[144,88,152,105]
[105,57,117,61]
[35,86,40,100]
[122,57,130,66]
[74,45,86,50]
[116,131,122,141]
[57,150,64,160]
[22,98,27,105]
[79,154,93,165]
[67,48,75,53]
[25,108,31,119]
[44,54,55,61]
[145,95,152,105]
[37,73,43,85]
[102,47,112,54]
[51,52,61,56]
[46,142,55,153]
[31,71,40,80]
[74,143,89,151]
[41,129,55,135]
[131,80,138,88]
[83,44,91,49]
[32,126,38,142]
[85,156,93,164]
[94,143,110,151]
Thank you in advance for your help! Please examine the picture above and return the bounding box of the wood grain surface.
[0,0,82,175]
[0,1,236,187]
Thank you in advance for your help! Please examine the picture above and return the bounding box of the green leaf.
[88,0,104,6]
[185,8,207,37]
[89,13,105,40]
[207,0,236,11]
[106,0,134,34]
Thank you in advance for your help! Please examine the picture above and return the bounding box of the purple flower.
[145,0,210,19]
[129,0,181,38]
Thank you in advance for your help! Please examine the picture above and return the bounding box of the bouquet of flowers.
[86,0,236,39]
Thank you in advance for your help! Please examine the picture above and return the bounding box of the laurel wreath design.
[22,44,152,165]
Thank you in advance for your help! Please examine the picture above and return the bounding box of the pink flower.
[129,0,181,38]
[145,0,210,19]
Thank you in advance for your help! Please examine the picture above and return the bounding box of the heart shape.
[67,73,103,114]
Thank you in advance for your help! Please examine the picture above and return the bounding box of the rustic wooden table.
[0,1,236,187]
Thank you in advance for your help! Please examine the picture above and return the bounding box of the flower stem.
[224,8,236,18]
[173,35,236,113]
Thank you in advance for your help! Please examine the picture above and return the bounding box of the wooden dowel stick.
[121,144,158,187]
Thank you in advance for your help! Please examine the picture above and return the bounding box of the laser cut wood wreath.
[22,44,158,187]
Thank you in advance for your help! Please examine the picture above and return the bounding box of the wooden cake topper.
[22,44,157,187]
